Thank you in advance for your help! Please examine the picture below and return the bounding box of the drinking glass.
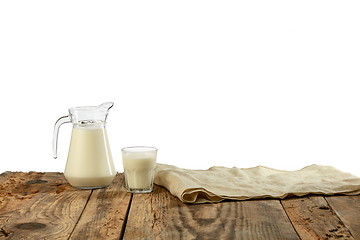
[122,146,157,193]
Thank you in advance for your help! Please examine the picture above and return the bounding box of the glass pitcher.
[53,102,116,189]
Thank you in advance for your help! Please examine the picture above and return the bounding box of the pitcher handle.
[53,115,71,159]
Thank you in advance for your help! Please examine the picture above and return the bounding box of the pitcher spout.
[96,102,114,112]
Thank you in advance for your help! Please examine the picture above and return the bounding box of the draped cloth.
[154,163,360,204]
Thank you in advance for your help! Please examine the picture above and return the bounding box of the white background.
[1,1,359,176]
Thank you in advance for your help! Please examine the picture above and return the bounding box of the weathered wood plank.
[325,195,360,239]
[124,184,300,240]
[0,172,92,240]
[1,172,50,225]
[281,195,355,239]
[69,173,132,240]
[0,171,13,239]
[1,172,36,239]
[0,171,10,181]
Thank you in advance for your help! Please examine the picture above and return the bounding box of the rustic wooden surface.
[124,185,300,240]
[281,196,355,239]
[1,172,360,240]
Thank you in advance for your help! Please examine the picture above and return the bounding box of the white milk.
[64,127,116,188]
[122,152,156,189]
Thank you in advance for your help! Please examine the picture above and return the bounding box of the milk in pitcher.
[64,127,116,188]
[53,102,116,189]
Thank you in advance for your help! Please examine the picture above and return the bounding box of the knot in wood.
[25,180,48,184]
[15,222,47,230]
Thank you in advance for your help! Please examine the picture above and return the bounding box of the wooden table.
[1,172,359,240]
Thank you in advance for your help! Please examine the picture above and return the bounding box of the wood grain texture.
[0,172,92,240]
[281,196,355,240]
[1,172,52,228]
[2,172,360,240]
[1,172,38,216]
[325,195,360,239]
[69,173,132,240]
[124,184,300,240]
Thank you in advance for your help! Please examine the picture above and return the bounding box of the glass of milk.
[121,146,157,193]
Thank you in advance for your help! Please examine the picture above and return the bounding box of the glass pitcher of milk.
[53,102,116,189]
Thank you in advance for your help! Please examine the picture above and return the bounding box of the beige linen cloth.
[154,163,360,204]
